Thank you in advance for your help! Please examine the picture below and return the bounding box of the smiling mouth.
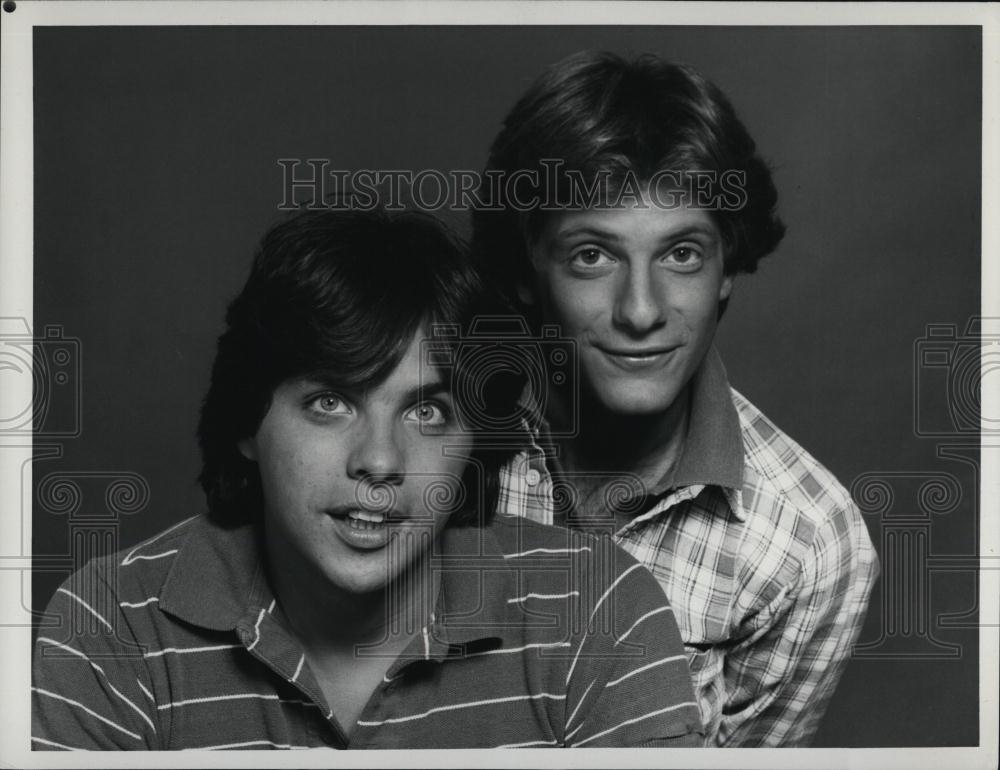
[596,345,679,368]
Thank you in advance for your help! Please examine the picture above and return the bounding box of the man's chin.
[589,385,679,419]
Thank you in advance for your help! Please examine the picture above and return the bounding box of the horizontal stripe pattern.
[606,654,686,688]
[120,597,159,608]
[122,549,178,565]
[56,588,113,633]
[142,644,241,658]
[356,692,567,727]
[186,739,312,750]
[32,736,79,751]
[573,701,699,747]
[33,513,702,749]
[157,693,286,710]
[503,546,591,559]
[616,606,673,646]
[32,687,143,742]
[506,591,579,604]
[37,637,156,733]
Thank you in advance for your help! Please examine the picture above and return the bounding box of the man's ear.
[516,283,536,306]
[237,437,257,462]
[719,274,734,301]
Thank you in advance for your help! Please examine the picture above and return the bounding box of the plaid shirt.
[498,348,879,747]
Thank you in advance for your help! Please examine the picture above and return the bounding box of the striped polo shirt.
[32,513,703,750]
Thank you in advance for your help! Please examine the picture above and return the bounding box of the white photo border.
[2,2,997,768]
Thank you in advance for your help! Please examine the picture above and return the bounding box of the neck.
[266,541,440,656]
[548,386,691,486]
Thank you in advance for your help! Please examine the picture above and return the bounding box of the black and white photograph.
[0,2,996,767]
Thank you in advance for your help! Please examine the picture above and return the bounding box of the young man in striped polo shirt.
[31,208,703,750]
[472,51,880,746]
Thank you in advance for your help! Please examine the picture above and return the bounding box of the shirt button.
[525,469,541,486]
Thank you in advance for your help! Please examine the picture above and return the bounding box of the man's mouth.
[325,506,401,550]
[327,506,398,528]
[345,509,385,530]
[595,344,679,369]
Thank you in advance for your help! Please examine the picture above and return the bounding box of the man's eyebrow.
[295,376,453,401]
[553,223,718,244]
[554,225,623,242]
[411,381,452,400]
[294,374,356,393]
[656,224,719,243]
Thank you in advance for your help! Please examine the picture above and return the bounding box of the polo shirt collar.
[158,517,271,631]
[526,345,745,519]
[157,516,520,651]
[430,523,521,650]
[653,346,744,495]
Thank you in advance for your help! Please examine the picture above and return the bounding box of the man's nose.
[346,419,404,485]
[613,266,667,334]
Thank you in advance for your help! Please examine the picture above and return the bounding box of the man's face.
[239,331,473,597]
[530,201,732,418]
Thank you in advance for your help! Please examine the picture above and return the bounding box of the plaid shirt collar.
[158,516,520,652]
[663,346,744,494]
[526,346,746,522]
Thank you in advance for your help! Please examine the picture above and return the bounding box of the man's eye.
[569,248,614,269]
[308,393,350,416]
[663,246,703,270]
[405,402,449,426]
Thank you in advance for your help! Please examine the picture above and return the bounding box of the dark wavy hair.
[197,208,525,528]
[471,50,786,317]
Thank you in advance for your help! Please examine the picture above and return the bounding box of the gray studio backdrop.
[29,26,981,747]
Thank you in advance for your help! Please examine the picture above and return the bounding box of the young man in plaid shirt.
[472,50,880,747]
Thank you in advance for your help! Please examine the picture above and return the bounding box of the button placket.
[238,609,347,748]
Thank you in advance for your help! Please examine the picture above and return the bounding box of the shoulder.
[488,514,669,610]
[35,517,213,675]
[116,514,202,579]
[728,389,876,586]
[117,514,203,569]
[732,389,868,540]
[46,515,203,614]
[489,513,599,552]
[489,513,642,569]
[732,388,857,522]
